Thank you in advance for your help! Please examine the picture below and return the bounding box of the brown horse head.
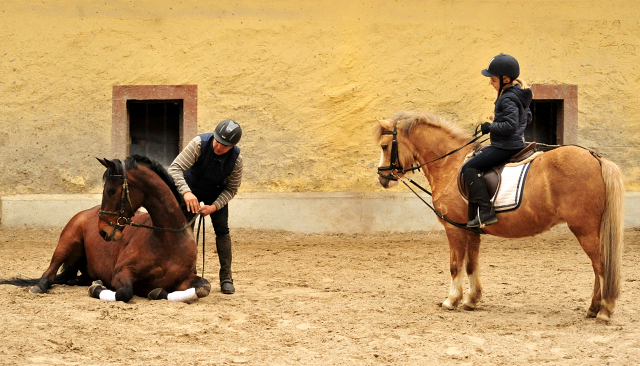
[96,157,140,241]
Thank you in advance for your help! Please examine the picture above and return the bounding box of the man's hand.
[199,204,218,217]
[183,192,200,213]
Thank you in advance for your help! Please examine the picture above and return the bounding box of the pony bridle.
[377,120,410,181]
[378,121,486,182]
[98,161,135,232]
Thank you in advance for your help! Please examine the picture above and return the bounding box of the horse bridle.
[98,160,196,233]
[98,161,136,232]
[377,120,403,181]
[378,120,485,181]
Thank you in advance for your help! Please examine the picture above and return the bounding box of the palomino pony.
[26,155,210,302]
[376,111,624,322]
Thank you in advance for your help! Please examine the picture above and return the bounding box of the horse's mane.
[104,155,185,207]
[374,111,471,142]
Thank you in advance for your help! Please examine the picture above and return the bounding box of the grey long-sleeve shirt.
[168,135,243,210]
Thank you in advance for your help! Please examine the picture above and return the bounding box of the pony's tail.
[599,158,624,302]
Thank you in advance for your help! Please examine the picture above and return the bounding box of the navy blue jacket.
[184,133,240,204]
[489,85,533,150]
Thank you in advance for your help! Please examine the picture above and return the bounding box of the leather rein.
[377,121,486,234]
[98,161,198,233]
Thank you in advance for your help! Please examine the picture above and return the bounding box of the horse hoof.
[92,280,103,286]
[442,299,457,310]
[596,311,611,324]
[195,283,211,298]
[148,288,168,300]
[88,283,105,298]
[29,285,45,294]
[462,303,476,311]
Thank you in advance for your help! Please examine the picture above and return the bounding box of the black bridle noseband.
[377,120,487,234]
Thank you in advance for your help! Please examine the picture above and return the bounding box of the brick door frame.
[111,85,197,159]
[530,84,577,145]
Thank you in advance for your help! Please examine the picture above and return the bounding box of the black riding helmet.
[482,53,520,98]
[213,119,242,146]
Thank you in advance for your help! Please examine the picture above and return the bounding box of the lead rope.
[195,214,206,278]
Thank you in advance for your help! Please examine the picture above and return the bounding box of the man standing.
[169,119,243,294]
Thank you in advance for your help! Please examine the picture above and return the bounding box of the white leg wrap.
[167,288,198,302]
[99,289,117,302]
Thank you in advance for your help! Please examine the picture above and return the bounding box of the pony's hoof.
[92,280,103,286]
[596,310,611,324]
[462,303,477,311]
[442,298,458,310]
[29,285,45,294]
[148,288,168,300]
[586,308,598,318]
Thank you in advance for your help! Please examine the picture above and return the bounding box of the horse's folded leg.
[148,288,168,300]
[166,288,198,302]
[148,288,198,302]
[29,278,51,294]
[88,281,110,300]
[193,277,211,298]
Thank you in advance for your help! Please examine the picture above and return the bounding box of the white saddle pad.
[492,162,532,212]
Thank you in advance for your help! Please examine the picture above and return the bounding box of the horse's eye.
[107,189,117,196]
[381,145,389,151]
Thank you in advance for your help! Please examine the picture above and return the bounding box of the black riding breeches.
[461,145,521,174]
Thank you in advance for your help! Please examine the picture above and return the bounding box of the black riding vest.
[184,133,240,204]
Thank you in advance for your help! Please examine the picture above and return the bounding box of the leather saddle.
[457,142,538,201]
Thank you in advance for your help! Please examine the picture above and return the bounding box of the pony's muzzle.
[378,173,399,188]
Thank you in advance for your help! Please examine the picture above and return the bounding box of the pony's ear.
[377,119,393,131]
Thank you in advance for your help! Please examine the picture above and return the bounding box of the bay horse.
[375,111,624,322]
[26,155,211,302]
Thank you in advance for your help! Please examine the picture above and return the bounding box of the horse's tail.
[0,277,40,287]
[0,265,79,287]
[599,157,624,303]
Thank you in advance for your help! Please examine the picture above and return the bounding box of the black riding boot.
[216,234,235,294]
[463,168,498,228]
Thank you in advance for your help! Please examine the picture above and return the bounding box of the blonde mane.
[374,111,472,143]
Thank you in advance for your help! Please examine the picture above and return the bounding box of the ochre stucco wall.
[1,0,639,195]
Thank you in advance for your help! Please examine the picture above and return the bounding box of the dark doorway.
[526,100,560,150]
[128,100,182,167]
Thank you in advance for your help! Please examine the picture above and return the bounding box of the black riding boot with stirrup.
[216,234,235,294]
[463,168,498,228]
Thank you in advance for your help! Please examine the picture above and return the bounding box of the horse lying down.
[8,156,210,303]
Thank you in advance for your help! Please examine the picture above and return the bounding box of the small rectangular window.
[112,85,198,163]
[526,100,559,148]
[128,100,182,167]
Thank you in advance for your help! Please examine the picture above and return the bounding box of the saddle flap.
[457,142,537,201]
[457,168,501,201]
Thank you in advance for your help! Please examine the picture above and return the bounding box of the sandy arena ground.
[0,226,639,365]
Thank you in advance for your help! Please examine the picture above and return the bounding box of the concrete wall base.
[2,192,639,233]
